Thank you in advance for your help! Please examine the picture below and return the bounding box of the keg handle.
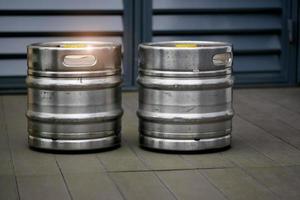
[212,52,232,67]
[63,55,97,68]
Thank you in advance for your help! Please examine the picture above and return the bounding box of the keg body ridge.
[26,41,123,151]
[137,41,233,151]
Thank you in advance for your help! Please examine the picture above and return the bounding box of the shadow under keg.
[137,41,234,151]
[26,41,123,151]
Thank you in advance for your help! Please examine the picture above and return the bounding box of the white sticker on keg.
[175,43,197,48]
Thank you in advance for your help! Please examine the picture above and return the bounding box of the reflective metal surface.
[137,41,233,151]
[27,41,123,151]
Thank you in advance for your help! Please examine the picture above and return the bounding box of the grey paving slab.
[221,136,277,168]
[0,149,14,175]
[1,89,300,199]
[0,96,19,199]
[64,172,123,200]
[131,145,194,170]
[121,92,139,143]
[285,165,300,177]
[270,88,300,113]
[181,152,234,169]
[233,116,300,165]
[0,126,9,150]
[12,148,60,176]
[122,119,139,145]
[284,165,300,186]
[2,96,26,121]
[121,111,139,144]
[55,154,105,174]
[245,166,300,200]
[236,90,300,131]
[96,144,148,172]
[234,93,300,149]
[2,95,27,150]
[17,174,71,200]
[0,175,19,200]
[110,171,176,200]
[239,88,300,114]
[123,92,138,111]
[8,137,27,152]
[0,96,10,150]
[157,170,226,200]
[2,96,61,177]
[201,168,279,200]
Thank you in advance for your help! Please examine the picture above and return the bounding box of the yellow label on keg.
[175,43,197,48]
[61,44,87,48]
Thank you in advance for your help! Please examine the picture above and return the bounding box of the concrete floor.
[1,88,300,200]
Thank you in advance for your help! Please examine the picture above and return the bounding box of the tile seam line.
[221,125,282,200]
[124,138,179,199]
[196,169,230,200]
[153,171,179,200]
[238,165,281,199]
[277,117,300,133]
[105,166,234,173]
[54,157,74,200]
[179,151,234,200]
[96,154,127,200]
[122,138,150,170]
[13,164,298,176]
[235,115,291,166]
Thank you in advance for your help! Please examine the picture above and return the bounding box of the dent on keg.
[26,41,123,151]
[137,41,234,151]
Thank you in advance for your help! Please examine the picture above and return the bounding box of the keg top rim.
[140,41,232,49]
[28,41,121,49]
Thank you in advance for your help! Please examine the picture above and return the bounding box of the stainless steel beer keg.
[137,41,233,151]
[26,41,123,151]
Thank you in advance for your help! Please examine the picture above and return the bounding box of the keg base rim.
[28,135,120,151]
[140,134,231,152]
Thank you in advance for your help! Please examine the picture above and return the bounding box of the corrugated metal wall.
[149,0,297,85]
[0,0,298,92]
[0,0,134,92]
[297,0,300,83]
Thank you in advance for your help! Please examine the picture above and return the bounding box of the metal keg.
[137,41,233,151]
[26,41,123,151]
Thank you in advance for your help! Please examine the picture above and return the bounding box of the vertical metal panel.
[123,0,134,87]
[295,0,300,84]
[133,0,152,86]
